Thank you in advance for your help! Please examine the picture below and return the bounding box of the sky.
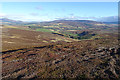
[0,2,118,22]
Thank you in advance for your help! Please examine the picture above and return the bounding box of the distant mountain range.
[1,18,118,23]
[0,18,118,26]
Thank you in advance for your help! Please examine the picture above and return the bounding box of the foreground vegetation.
[1,19,119,79]
[2,35,120,79]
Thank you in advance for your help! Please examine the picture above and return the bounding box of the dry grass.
[2,28,74,51]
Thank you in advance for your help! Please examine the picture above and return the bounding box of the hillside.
[1,18,119,79]
[2,27,75,51]
[2,35,120,79]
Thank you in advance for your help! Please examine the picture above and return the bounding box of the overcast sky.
[0,2,118,22]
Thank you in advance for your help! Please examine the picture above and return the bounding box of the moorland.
[1,18,120,79]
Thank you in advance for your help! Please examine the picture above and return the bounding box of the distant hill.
[0,18,24,25]
[50,20,103,27]
[36,19,104,29]
[51,20,101,23]
[103,22,118,24]
[0,18,102,25]
[1,18,118,25]
[1,18,117,29]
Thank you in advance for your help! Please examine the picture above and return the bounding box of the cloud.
[2,14,25,20]
[61,8,66,12]
[69,13,74,16]
[30,13,39,16]
[0,13,6,18]
[54,13,98,20]
[1,12,118,22]
[55,15,97,20]
[0,14,31,21]
[0,13,53,22]
[35,6,43,10]
[53,8,66,12]
[55,15,118,22]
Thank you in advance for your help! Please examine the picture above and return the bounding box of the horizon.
[1,17,118,23]
[0,2,118,22]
